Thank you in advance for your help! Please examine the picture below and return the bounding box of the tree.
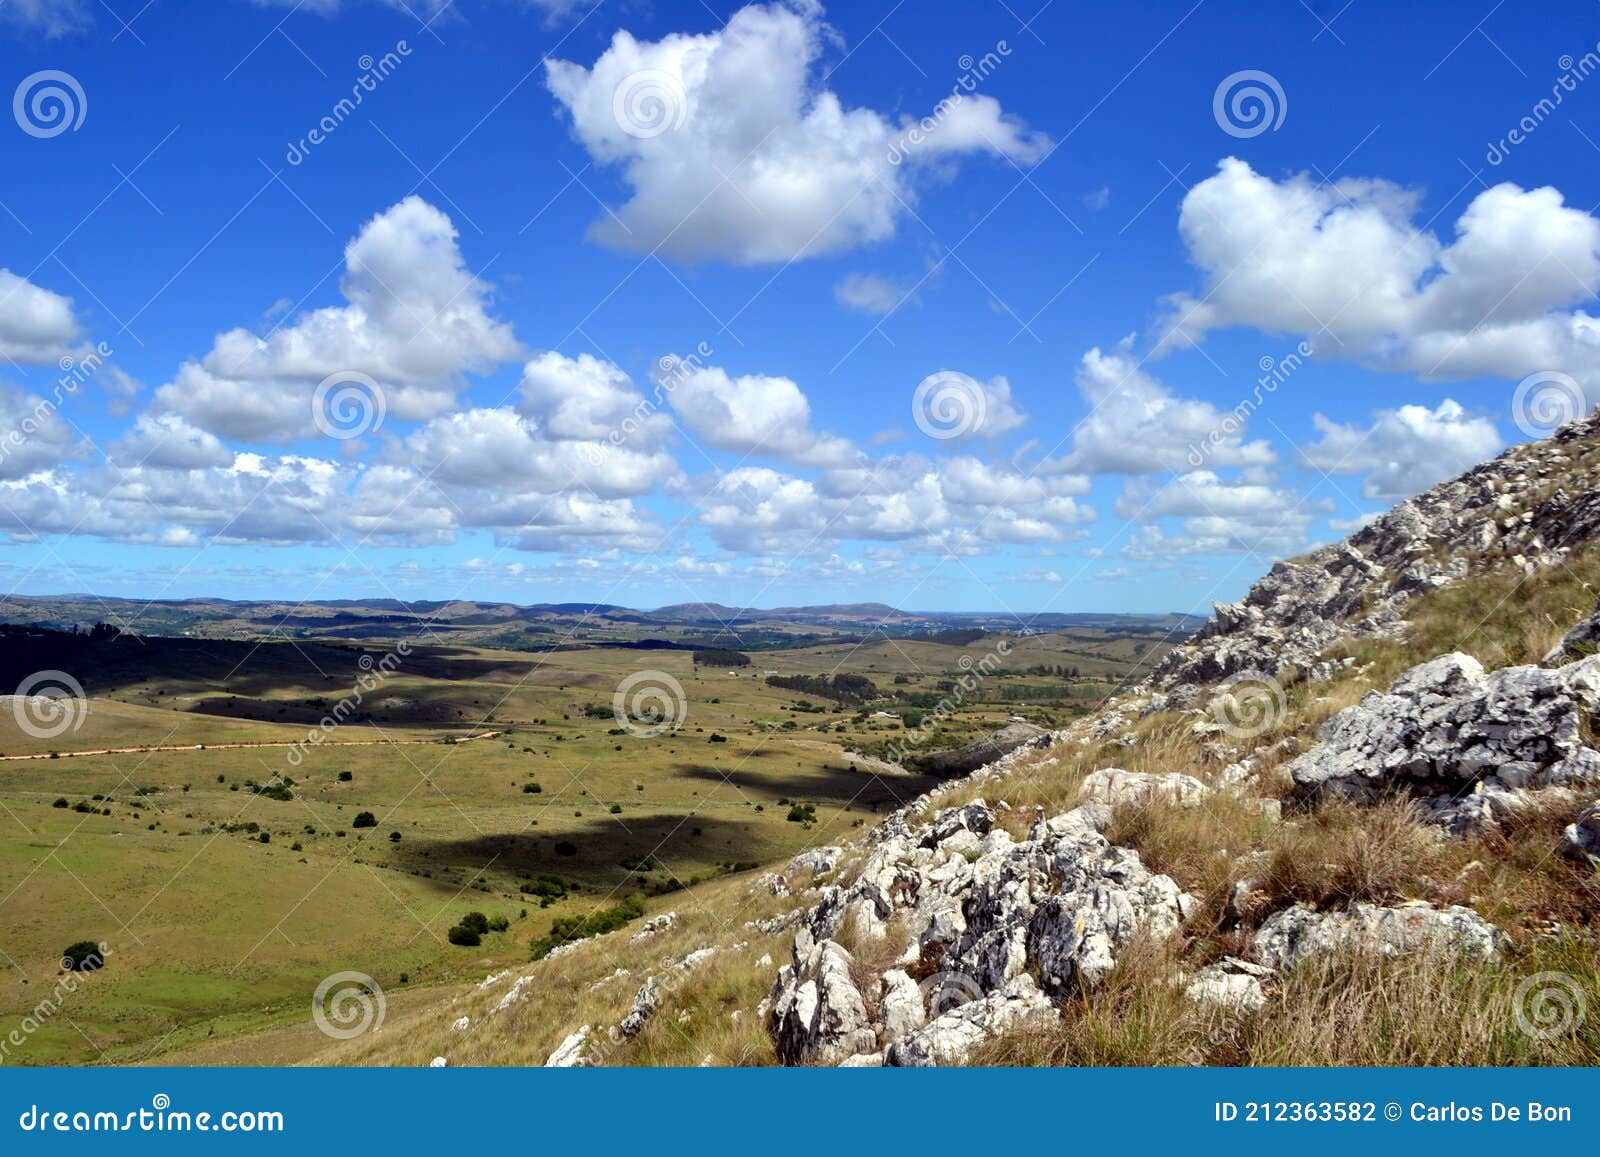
[352,812,377,828]
[61,941,105,972]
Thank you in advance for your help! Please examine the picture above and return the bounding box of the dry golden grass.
[981,940,1600,1067]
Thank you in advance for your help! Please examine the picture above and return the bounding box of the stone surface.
[1251,902,1502,970]
[1079,768,1209,808]
[1184,957,1273,1013]
[1561,801,1600,864]
[910,722,1048,777]
[544,1026,594,1067]
[878,969,926,1042]
[618,978,659,1039]
[766,938,877,1065]
[883,975,1054,1066]
[1151,413,1600,690]
[1286,652,1600,832]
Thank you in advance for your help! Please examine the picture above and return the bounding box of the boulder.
[1184,957,1273,1013]
[1078,768,1209,808]
[883,975,1054,1066]
[1561,800,1600,864]
[544,1026,594,1067]
[618,978,659,1039]
[878,969,926,1041]
[1251,902,1502,970]
[1287,652,1600,831]
[767,938,876,1065]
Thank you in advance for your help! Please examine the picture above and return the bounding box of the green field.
[0,620,1175,1064]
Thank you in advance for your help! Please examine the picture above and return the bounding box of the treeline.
[765,672,879,705]
[693,648,751,666]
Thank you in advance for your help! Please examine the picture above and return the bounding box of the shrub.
[337,771,353,782]
[51,797,68,809]
[352,812,377,829]
[389,831,401,842]
[530,893,645,959]
[459,911,490,935]
[786,802,817,823]
[487,915,509,932]
[522,782,542,793]
[61,941,105,972]
[609,804,622,814]
[258,832,270,843]
[447,925,480,947]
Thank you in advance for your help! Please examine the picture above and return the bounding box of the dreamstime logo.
[286,641,408,765]
[1513,971,1586,1041]
[586,342,714,468]
[312,971,386,1039]
[912,371,987,440]
[0,942,111,1065]
[611,69,687,139]
[311,370,386,440]
[918,970,983,1017]
[12,670,87,739]
[1511,370,1586,437]
[286,41,412,165]
[1209,670,1285,739]
[13,70,87,139]
[1212,69,1286,139]
[1187,340,1312,468]
[613,670,687,737]
[886,639,1012,765]
[1486,44,1600,165]
[889,40,1013,165]
[0,341,112,473]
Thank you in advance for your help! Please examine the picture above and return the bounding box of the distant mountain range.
[0,593,1204,649]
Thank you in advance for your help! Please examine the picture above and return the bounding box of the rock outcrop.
[1251,902,1502,969]
[1287,652,1600,832]
[883,975,1054,1066]
[767,936,877,1065]
[909,722,1049,776]
[1152,410,1600,690]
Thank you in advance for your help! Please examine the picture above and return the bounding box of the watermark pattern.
[885,639,1012,764]
[612,670,687,738]
[0,341,111,474]
[311,971,386,1039]
[13,70,86,139]
[919,970,983,1017]
[0,942,111,1065]
[611,69,687,139]
[912,370,987,441]
[311,370,387,440]
[285,642,409,765]
[1187,340,1312,468]
[16,1095,283,1133]
[888,41,1012,165]
[1209,670,1285,739]
[1511,370,1586,438]
[1513,971,1587,1041]
[1486,45,1600,165]
[286,42,412,165]
[12,670,88,740]
[1212,69,1286,139]
[586,341,714,467]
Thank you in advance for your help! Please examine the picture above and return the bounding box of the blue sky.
[0,0,1598,615]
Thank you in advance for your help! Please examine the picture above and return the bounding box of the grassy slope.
[5,626,1172,1065]
[326,546,1600,1069]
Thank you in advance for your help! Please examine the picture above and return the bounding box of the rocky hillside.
[1152,409,1600,689]
[319,413,1600,1069]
